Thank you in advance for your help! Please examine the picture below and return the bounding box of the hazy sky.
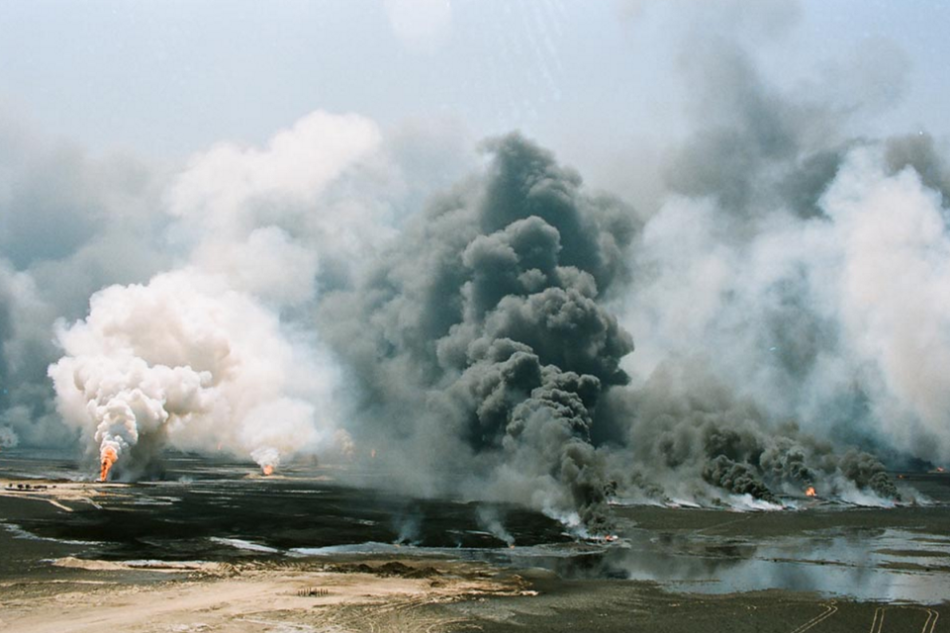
[1,0,947,177]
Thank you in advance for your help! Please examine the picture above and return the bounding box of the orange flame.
[262,464,274,476]
[804,486,817,497]
[938,467,946,473]
[100,446,118,482]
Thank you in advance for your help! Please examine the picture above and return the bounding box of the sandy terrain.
[1,558,533,633]
[4,560,944,633]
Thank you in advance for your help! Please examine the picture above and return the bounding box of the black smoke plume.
[321,133,636,527]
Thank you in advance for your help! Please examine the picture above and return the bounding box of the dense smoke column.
[321,133,637,528]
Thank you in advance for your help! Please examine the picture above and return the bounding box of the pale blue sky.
[0,0,946,178]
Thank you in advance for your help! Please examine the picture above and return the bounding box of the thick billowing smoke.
[42,111,443,477]
[317,118,938,521]
[594,3,949,509]
[320,134,636,527]
[316,10,946,518]
[619,45,950,483]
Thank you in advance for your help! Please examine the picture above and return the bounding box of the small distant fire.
[261,464,274,476]
[100,446,118,482]
[938,467,946,473]
[804,486,817,497]
[590,534,619,543]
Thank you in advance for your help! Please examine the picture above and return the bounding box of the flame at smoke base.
[100,445,118,481]
[805,486,817,497]
[250,446,280,477]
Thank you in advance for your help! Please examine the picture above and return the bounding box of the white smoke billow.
[48,270,337,479]
[824,149,950,460]
[45,110,389,479]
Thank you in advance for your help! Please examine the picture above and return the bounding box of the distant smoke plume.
[0,425,17,448]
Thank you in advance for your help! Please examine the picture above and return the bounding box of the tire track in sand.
[870,606,940,633]
[789,603,838,633]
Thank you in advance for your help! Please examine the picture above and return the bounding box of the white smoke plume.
[823,148,950,460]
[48,270,338,479]
[45,110,405,478]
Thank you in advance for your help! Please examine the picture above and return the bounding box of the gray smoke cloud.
[599,362,905,508]
[605,5,946,508]
[319,133,636,528]
[0,114,172,450]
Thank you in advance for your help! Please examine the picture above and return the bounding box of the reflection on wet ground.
[527,527,950,603]
[2,449,949,604]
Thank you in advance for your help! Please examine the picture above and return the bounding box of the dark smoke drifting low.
[600,362,903,508]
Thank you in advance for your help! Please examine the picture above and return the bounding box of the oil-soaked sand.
[1,449,947,632]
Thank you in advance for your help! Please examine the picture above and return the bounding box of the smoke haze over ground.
[1,2,948,528]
